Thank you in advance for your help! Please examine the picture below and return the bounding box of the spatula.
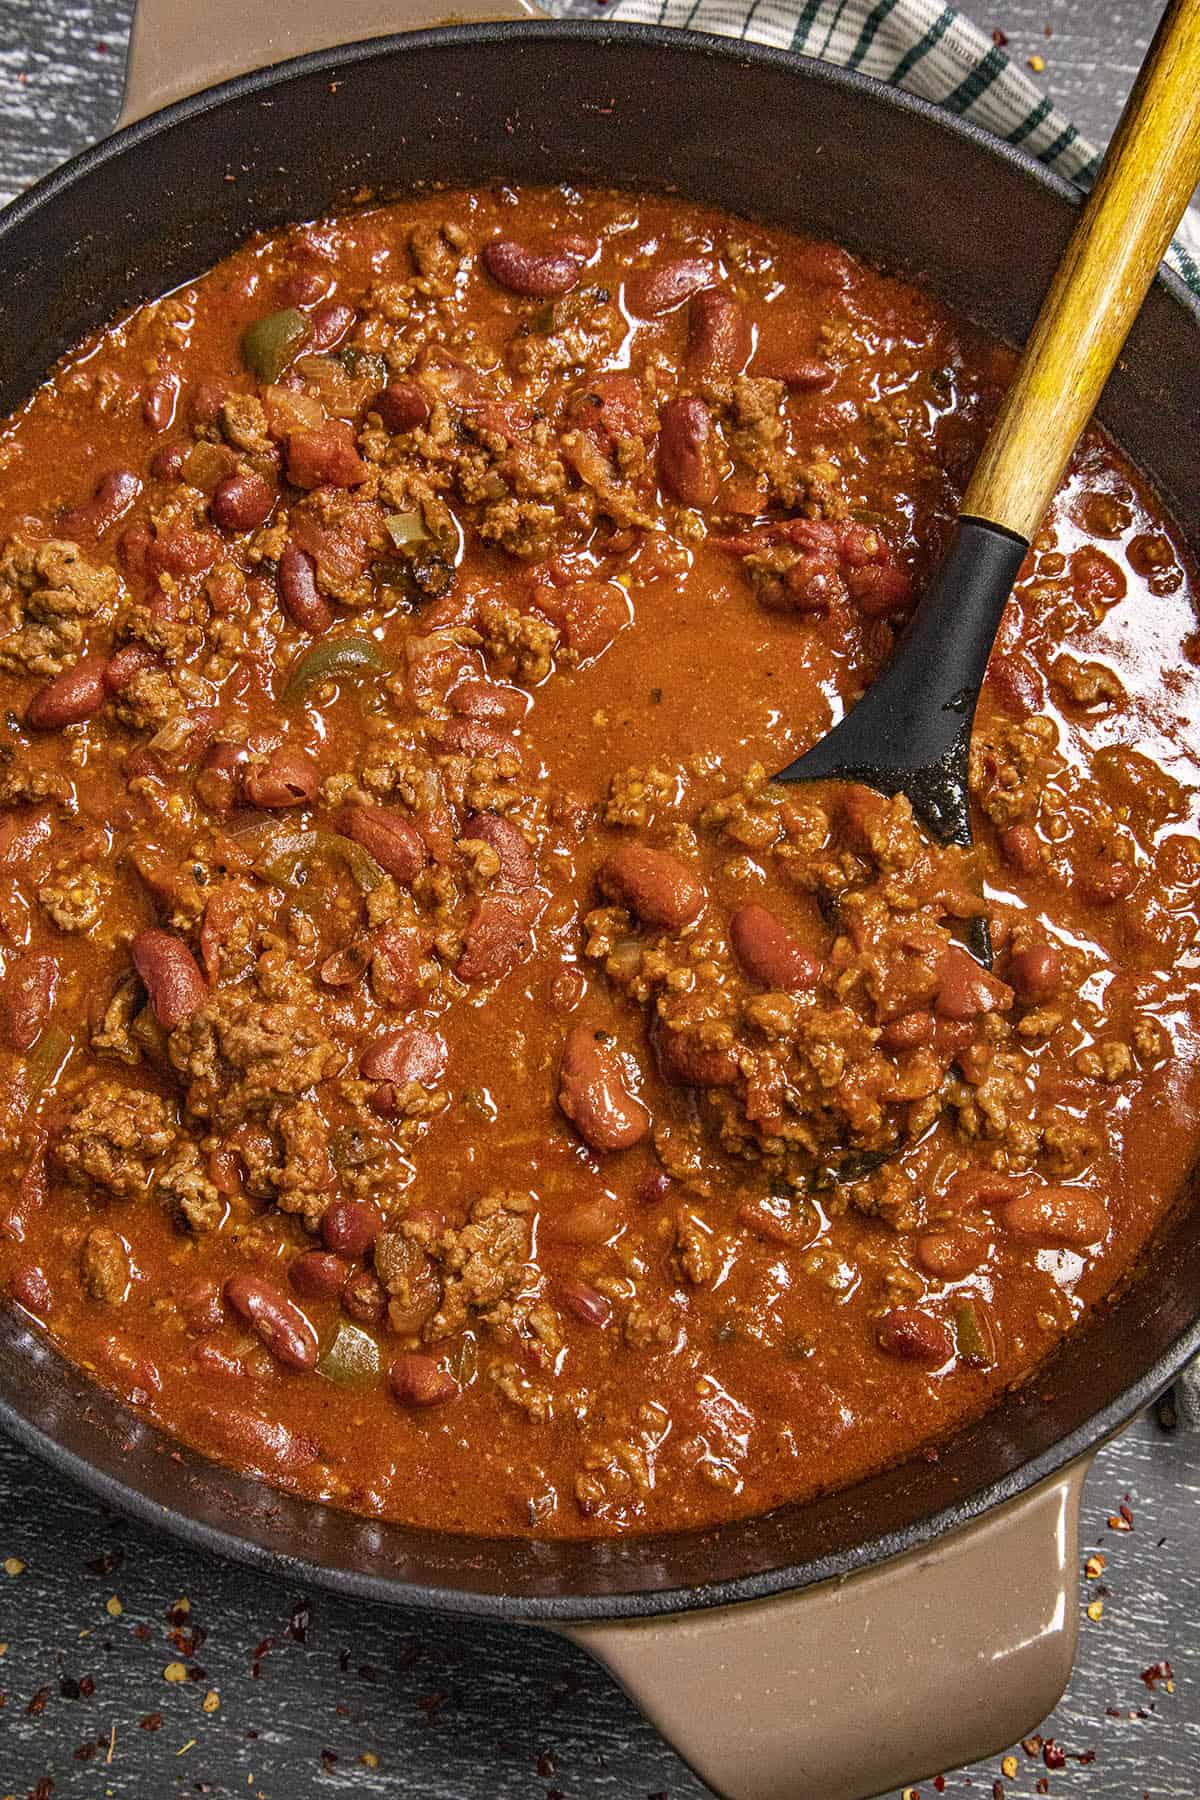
[777,0,1200,851]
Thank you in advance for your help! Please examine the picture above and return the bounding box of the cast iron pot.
[1,6,1199,1795]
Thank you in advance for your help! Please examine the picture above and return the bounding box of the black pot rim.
[1,19,1197,1623]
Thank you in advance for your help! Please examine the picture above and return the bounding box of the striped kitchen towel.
[583,0,1200,293]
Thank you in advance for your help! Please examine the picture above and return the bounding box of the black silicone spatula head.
[774,0,1200,850]
[776,519,1027,847]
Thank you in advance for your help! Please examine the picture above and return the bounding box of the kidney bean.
[286,420,367,489]
[767,355,835,392]
[131,928,207,1030]
[308,301,356,350]
[730,904,818,991]
[544,1198,621,1246]
[193,740,249,814]
[189,381,227,427]
[558,1025,650,1152]
[457,890,538,984]
[194,1340,248,1380]
[180,1280,226,1335]
[103,642,159,695]
[361,1024,447,1086]
[916,1227,991,1281]
[597,843,705,931]
[996,823,1042,877]
[464,811,535,889]
[686,289,751,390]
[435,717,521,760]
[557,1276,612,1328]
[1009,942,1062,1005]
[149,442,187,481]
[0,952,58,1052]
[374,380,431,434]
[448,678,526,729]
[876,1307,954,1365]
[280,268,329,308]
[224,1275,318,1371]
[636,1168,673,1206]
[370,923,427,1012]
[388,1353,458,1408]
[191,1401,318,1473]
[8,1263,52,1316]
[320,941,370,989]
[276,543,332,635]
[342,1268,387,1326]
[1081,857,1138,903]
[656,1024,740,1088]
[60,468,142,541]
[934,946,1013,1021]
[243,746,318,809]
[658,395,719,508]
[210,469,277,533]
[143,375,179,431]
[997,1185,1109,1247]
[27,655,109,729]
[482,238,581,298]
[627,257,712,318]
[336,805,427,884]
[880,1010,936,1052]
[321,1198,383,1258]
[289,1251,350,1300]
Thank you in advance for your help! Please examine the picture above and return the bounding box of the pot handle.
[120,0,541,126]
[560,1460,1090,1800]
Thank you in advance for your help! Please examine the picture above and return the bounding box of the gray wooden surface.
[0,3,1196,1796]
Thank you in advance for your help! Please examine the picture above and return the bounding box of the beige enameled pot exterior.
[561,1464,1087,1799]
[118,4,1089,1793]
[120,0,541,122]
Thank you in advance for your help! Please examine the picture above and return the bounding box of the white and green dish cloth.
[552,0,1200,293]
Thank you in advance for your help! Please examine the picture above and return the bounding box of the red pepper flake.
[934,1782,947,1795]
[27,1684,51,1717]
[1120,1501,1135,1526]
[78,1674,95,1698]
[320,1749,338,1770]
[1078,1750,1096,1765]
[416,1689,447,1725]
[74,1740,97,1761]
[1141,1660,1174,1690]
[1021,1735,1044,1757]
[287,1598,310,1644]
[132,1622,153,1642]
[992,1783,1004,1799]
[30,1780,54,1800]
[1043,1740,1067,1770]
[85,1549,123,1577]
[140,1711,163,1732]
[992,27,1009,46]
[537,1749,558,1778]
[1036,1782,1049,1796]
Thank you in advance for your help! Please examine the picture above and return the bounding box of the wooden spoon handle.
[961,0,1200,542]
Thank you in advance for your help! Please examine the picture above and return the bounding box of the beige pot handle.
[120,0,541,125]
[560,1461,1090,1800]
